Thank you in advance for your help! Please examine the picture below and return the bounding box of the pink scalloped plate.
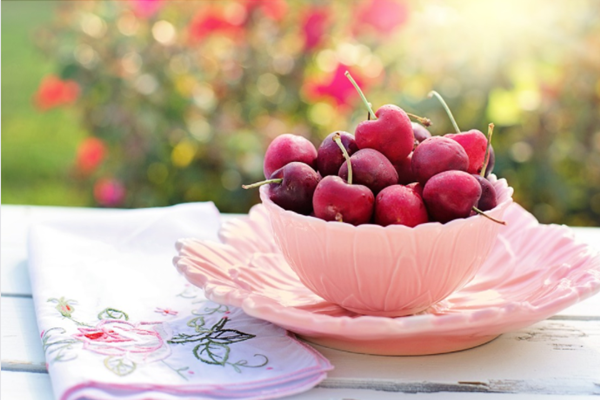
[174,204,600,355]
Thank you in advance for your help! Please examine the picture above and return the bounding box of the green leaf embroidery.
[104,356,136,376]
[194,341,230,366]
[209,329,254,344]
[228,354,269,373]
[187,316,209,332]
[191,302,229,315]
[97,308,129,321]
[41,328,79,363]
[168,332,211,345]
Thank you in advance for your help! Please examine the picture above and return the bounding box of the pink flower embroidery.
[155,307,178,316]
[73,320,171,364]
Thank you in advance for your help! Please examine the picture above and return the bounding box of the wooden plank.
[1,297,46,369]
[3,297,599,395]
[0,371,54,400]
[0,371,596,400]
[312,319,600,395]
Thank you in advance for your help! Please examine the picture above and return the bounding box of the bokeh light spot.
[74,44,97,68]
[187,118,212,143]
[81,13,107,39]
[171,140,197,168]
[152,20,176,45]
[316,50,337,72]
[487,89,521,125]
[221,169,242,191]
[118,11,139,36]
[308,102,334,126]
[193,84,216,111]
[135,74,158,95]
[122,52,142,75]
[510,141,533,163]
[257,73,280,97]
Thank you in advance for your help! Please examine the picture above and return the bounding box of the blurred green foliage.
[2,1,89,206]
[2,0,600,226]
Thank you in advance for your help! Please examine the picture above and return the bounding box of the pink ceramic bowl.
[259,175,514,317]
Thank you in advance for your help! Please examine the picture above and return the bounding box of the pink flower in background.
[129,0,162,19]
[73,320,171,363]
[76,137,106,175]
[244,0,287,21]
[354,0,408,36]
[34,75,80,111]
[94,178,125,207]
[188,7,244,41]
[305,64,370,108]
[301,7,330,51]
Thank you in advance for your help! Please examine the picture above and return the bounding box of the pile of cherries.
[244,72,504,227]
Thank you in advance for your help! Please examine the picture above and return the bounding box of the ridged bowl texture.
[173,201,600,355]
[259,176,514,317]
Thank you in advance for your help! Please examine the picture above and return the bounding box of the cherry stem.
[406,113,432,127]
[472,206,506,225]
[333,133,352,185]
[345,71,377,120]
[428,90,460,133]
[481,123,494,177]
[241,178,282,190]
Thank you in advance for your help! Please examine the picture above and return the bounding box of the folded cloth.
[28,203,332,400]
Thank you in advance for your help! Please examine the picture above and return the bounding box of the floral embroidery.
[155,307,178,316]
[48,297,89,326]
[73,320,171,364]
[42,327,79,362]
[42,291,269,377]
[169,316,268,373]
[98,308,129,321]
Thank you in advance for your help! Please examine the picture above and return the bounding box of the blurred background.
[2,0,600,226]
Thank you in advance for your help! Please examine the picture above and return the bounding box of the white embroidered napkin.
[28,203,332,400]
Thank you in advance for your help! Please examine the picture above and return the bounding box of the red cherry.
[412,136,469,185]
[472,174,497,211]
[423,171,482,223]
[312,176,374,225]
[445,129,488,175]
[374,185,428,227]
[338,148,398,195]
[316,131,358,176]
[393,152,415,185]
[355,104,414,164]
[263,134,317,178]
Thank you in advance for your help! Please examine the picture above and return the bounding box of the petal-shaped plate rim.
[174,204,600,342]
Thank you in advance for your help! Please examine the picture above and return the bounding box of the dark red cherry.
[263,134,318,178]
[374,185,428,227]
[312,176,374,225]
[422,171,481,223]
[316,131,358,176]
[338,149,398,195]
[244,162,320,215]
[445,129,488,175]
[412,136,469,185]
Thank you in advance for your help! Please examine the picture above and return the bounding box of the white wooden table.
[2,205,600,400]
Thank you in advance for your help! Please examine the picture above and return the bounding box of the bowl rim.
[259,174,514,233]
